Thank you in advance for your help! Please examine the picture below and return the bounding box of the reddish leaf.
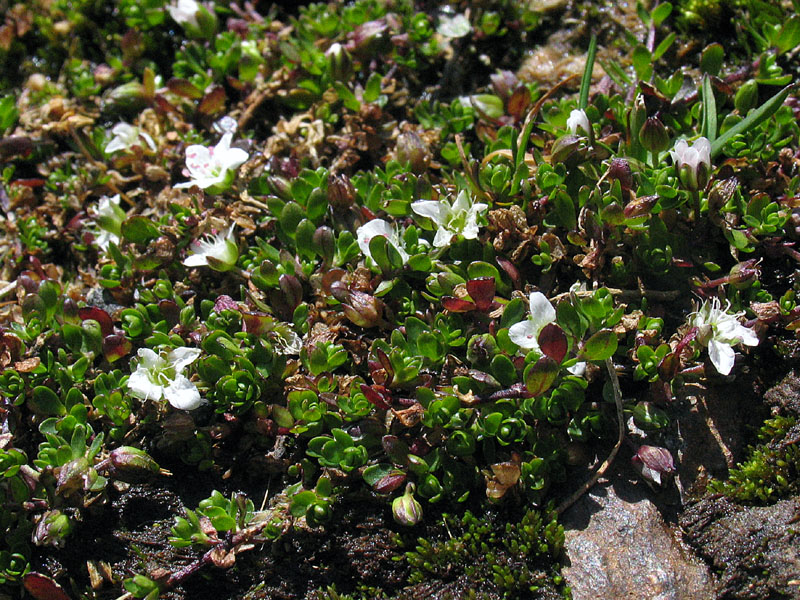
[507,86,531,121]
[580,329,618,361]
[197,85,226,116]
[10,178,46,188]
[657,352,680,381]
[374,472,406,494]
[441,296,475,312]
[103,334,132,362]
[0,136,33,159]
[360,383,391,410]
[23,573,72,600]
[376,348,393,379]
[158,299,181,328]
[466,277,496,312]
[538,323,567,363]
[524,356,559,397]
[153,93,179,114]
[496,256,521,290]
[166,77,203,99]
[241,312,274,336]
[78,306,114,337]
[381,435,409,464]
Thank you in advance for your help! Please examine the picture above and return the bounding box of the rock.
[764,369,800,416]
[680,496,800,599]
[561,472,715,600]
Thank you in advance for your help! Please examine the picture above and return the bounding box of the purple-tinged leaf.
[158,299,180,328]
[241,312,275,336]
[496,256,521,290]
[103,334,132,363]
[78,306,114,337]
[23,573,73,600]
[197,85,226,116]
[166,77,203,99]
[376,348,393,378]
[382,435,409,465]
[538,323,567,363]
[524,357,559,397]
[507,86,531,121]
[657,352,680,381]
[361,383,391,410]
[214,295,239,313]
[466,277,496,312]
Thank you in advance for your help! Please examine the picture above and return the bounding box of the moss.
[708,416,800,504]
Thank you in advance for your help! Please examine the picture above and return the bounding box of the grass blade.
[579,33,597,109]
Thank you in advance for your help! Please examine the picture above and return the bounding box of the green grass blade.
[579,34,597,109]
[711,83,795,158]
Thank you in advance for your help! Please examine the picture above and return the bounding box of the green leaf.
[30,386,66,416]
[279,202,305,237]
[295,218,317,260]
[651,2,672,26]
[776,15,800,54]
[289,490,317,517]
[364,72,382,103]
[500,297,526,329]
[490,354,517,387]
[121,216,160,244]
[580,329,618,361]
[652,32,676,62]
[701,75,717,142]
[333,82,360,112]
[632,45,652,81]
[524,357,559,397]
[700,43,724,76]
[711,83,795,158]
[202,506,236,532]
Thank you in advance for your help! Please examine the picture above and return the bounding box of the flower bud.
[325,42,353,82]
[395,132,430,174]
[265,175,292,202]
[392,482,423,526]
[108,446,162,482]
[734,80,758,113]
[638,117,670,153]
[632,445,675,486]
[629,94,646,147]
[728,259,760,289]
[670,138,711,192]
[313,225,336,264]
[490,70,519,102]
[327,174,355,210]
[342,290,383,328]
[33,510,72,547]
[103,80,148,112]
[348,19,389,57]
[607,158,634,191]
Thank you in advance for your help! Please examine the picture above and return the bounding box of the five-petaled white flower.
[175,132,248,194]
[437,13,471,38]
[183,225,239,272]
[411,190,488,248]
[508,292,557,353]
[105,122,156,155]
[670,137,711,192]
[168,0,201,28]
[356,219,409,263]
[91,194,126,250]
[689,297,758,375]
[127,347,203,410]
[566,109,591,137]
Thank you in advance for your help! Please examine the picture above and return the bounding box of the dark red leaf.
[10,178,46,188]
[166,77,203,99]
[376,348,393,378]
[466,277,496,312]
[496,256,521,290]
[158,299,181,328]
[360,383,391,410]
[657,352,680,381]
[213,295,239,313]
[538,323,567,363]
[441,296,475,312]
[23,573,73,600]
[241,312,273,336]
[0,136,33,159]
[381,435,409,464]
[153,94,179,114]
[78,306,114,337]
[373,472,406,494]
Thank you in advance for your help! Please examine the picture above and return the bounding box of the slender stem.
[556,357,624,515]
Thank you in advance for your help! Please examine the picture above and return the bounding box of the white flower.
[411,190,488,248]
[508,292,558,353]
[168,0,200,28]
[566,109,591,136]
[127,347,203,410]
[670,137,711,191]
[175,132,249,193]
[437,13,471,38]
[91,194,126,250]
[183,225,239,272]
[689,297,758,375]
[105,122,156,155]
[356,219,409,263]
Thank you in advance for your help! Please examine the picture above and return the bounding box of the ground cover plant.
[0,0,799,598]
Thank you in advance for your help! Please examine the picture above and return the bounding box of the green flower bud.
[109,446,162,481]
[638,117,670,153]
[392,483,423,526]
[325,42,353,82]
[734,80,758,113]
[33,510,73,547]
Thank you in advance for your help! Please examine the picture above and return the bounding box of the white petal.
[432,227,454,248]
[708,339,735,375]
[735,324,759,347]
[127,369,163,401]
[165,375,203,410]
[185,174,227,190]
[140,131,157,151]
[357,219,394,257]
[566,361,587,377]
[508,320,541,350]
[451,190,472,213]
[168,347,201,372]
[411,200,448,225]
[183,253,208,267]
[219,147,249,171]
[136,348,166,370]
[528,292,556,323]
[184,145,212,177]
[694,137,711,164]
[105,139,126,154]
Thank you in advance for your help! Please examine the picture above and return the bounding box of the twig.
[549,287,681,305]
[556,357,625,515]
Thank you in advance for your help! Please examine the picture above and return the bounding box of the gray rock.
[562,473,715,600]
